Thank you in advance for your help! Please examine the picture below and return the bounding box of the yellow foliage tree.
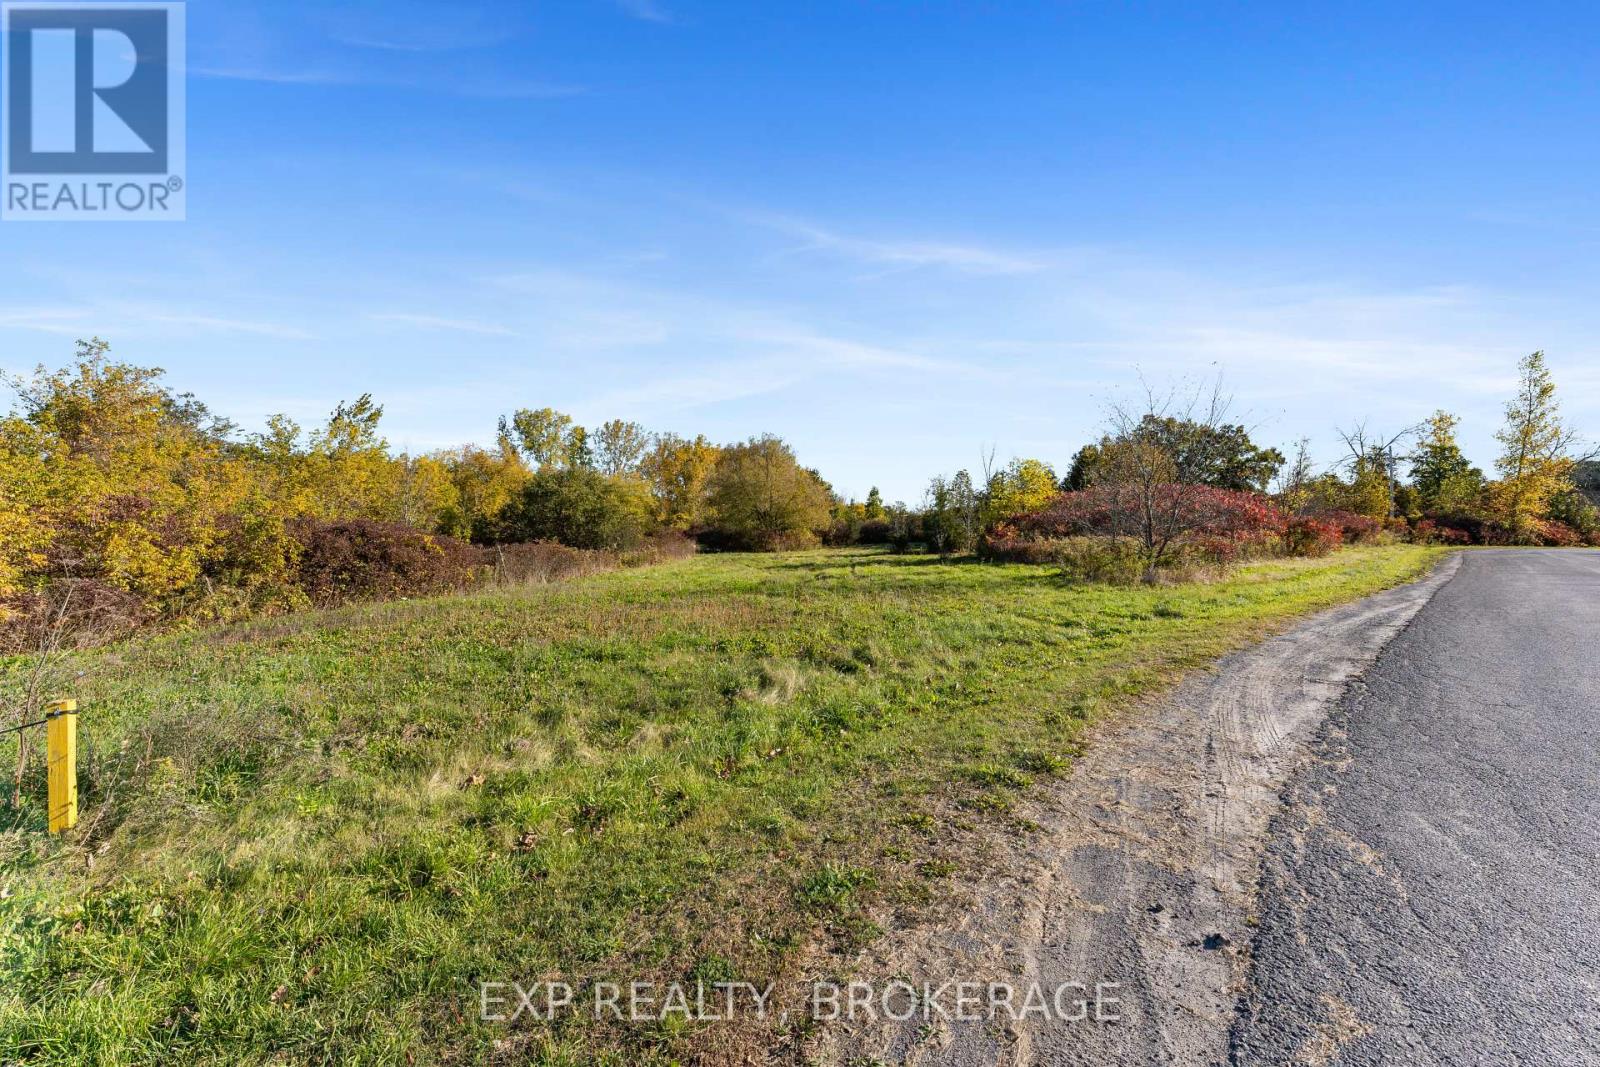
[983,457,1059,525]
[435,437,531,541]
[6,340,246,601]
[1492,351,1577,541]
[640,433,720,530]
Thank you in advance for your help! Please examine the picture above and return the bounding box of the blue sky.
[3,0,1598,502]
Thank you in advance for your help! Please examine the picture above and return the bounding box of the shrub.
[484,541,600,585]
[1424,511,1512,545]
[986,485,1286,571]
[1048,536,1148,583]
[1409,518,1461,545]
[857,519,893,545]
[0,578,148,654]
[1312,510,1384,545]
[1534,519,1584,547]
[289,519,482,605]
[497,467,652,551]
[1284,516,1343,557]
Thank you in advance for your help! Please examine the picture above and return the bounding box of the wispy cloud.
[191,66,352,86]
[744,213,1048,276]
[369,313,517,337]
[143,313,315,340]
[614,0,673,24]
[0,304,315,341]
[0,307,95,336]
[192,65,585,98]
[588,360,801,413]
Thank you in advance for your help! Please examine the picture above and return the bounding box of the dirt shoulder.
[804,555,1461,1067]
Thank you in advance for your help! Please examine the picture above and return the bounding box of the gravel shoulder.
[806,555,1462,1067]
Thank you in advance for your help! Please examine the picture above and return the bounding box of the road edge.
[804,552,1463,1066]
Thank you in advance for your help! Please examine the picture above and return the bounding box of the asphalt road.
[1231,550,1600,1066]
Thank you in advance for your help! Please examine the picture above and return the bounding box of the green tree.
[1062,444,1102,491]
[864,486,886,520]
[1408,411,1484,514]
[1131,417,1284,492]
[705,435,833,549]
[595,419,649,477]
[504,407,575,470]
[924,470,980,554]
[1548,488,1599,540]
[1575,460,1600,506]
[499,467,651,550]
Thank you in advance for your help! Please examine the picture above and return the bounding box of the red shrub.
[1534,519,1584,547]
[0,578,148,654]
[1284,516,1343,557]
[1412,518,1471,546]
[289,519,485,605]
[1311,510,1384,544]
[985,485,1286,566]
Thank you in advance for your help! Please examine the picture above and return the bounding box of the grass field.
[0,545,1443,1065]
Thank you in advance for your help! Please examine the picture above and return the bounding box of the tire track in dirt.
[805,556,1460,1066]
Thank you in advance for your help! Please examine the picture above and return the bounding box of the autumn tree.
[1492,351,1579,541]
[982,458,1059,525]
[1272,437,1317,516]
[705,435,832,549]
[639,433,720,530]
[596,419,649,477]
[4,339,247,600]
[434,437,530,541]
[1335,421,1418,519]
[0,417,50,612]
[504,407,575,470]
[303,395,403,520]
[1408,411,1484,514]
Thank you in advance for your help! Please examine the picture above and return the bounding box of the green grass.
[0,545,1444,1065]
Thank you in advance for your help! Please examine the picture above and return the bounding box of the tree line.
[1,342,1593,640]
[0,340,837,639]
[918,351,1597,577]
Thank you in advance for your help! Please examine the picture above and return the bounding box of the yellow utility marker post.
[46,699,78,834]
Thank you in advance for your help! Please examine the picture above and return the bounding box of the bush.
[986,485,1286,569]
[1411,518,1471,546]
[1423,511,1511,546]
[1311,510,1384,545]
[1048,536,1148,584]
[498,467,652,551]
[1284,516,1343,557]
[1534,519,1584,547]
[484,541,600,585]
[0,578,148,654]
[857,519,893,545]
[289,519,482,605]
